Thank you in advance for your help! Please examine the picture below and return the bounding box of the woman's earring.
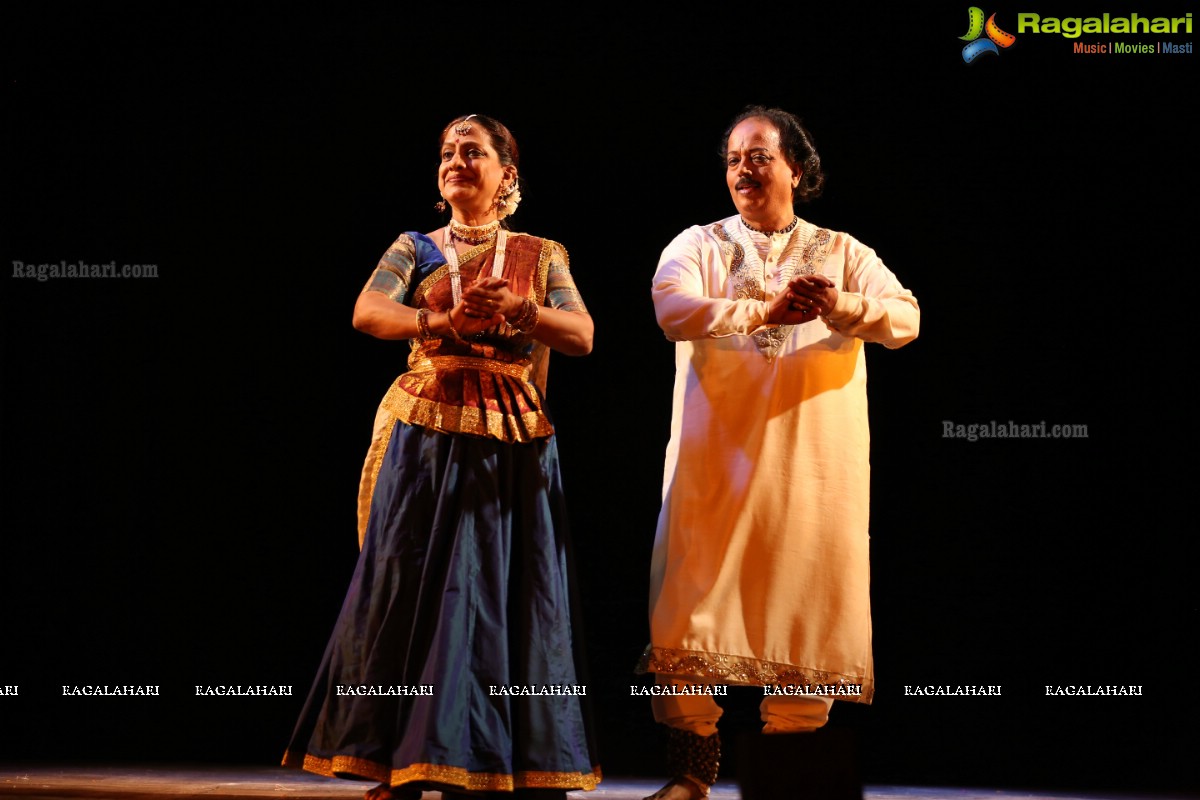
[493,180,521,220]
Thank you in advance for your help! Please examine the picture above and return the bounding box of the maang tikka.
[453,114,477,135]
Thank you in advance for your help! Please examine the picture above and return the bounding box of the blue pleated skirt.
[283,421,600,793]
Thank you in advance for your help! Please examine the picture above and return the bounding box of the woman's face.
[438,125,516,220]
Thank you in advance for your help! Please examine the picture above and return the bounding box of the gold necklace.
[448,218,500,245]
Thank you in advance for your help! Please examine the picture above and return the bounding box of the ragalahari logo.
[960,7,1017,62]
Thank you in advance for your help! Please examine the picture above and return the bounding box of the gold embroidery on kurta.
[711,220,836,360]
[635,645,873,703]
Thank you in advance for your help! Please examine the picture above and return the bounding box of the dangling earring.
[435,199,447,212]
[492,185,509,212]
[493,180,521,220]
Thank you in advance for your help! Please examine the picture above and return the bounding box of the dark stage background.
[3,4,1196,796]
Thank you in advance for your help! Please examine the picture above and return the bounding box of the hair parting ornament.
[453,114,478,136]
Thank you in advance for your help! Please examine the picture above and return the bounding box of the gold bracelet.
[415,308,432,339]
[443,312,466,343]
[510,298,540,334]
[524,303,540,333]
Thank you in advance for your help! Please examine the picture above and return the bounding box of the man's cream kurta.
[640,215,920,704]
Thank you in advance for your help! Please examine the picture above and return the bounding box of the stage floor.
[0,765,1193,800]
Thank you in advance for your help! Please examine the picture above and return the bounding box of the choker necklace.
[740,216,800,236]
[449,218,500,245]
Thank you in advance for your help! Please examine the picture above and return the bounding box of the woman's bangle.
[443,311,466,343]
[415,308,432,339]
[509,297,540,334]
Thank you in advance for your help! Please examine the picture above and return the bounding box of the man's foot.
[642,776,708,800]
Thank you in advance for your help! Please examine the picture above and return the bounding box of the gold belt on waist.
[408,355,532,381]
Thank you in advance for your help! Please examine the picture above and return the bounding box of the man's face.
[725,117,801,225]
